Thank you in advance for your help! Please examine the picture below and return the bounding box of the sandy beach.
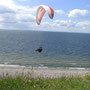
[0,65,90,78]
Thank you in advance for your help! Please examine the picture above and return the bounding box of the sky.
[0,0,90,33]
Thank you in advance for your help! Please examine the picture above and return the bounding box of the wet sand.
[0,65,90,78]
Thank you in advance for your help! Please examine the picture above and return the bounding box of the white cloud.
[0,5,15,14]
[87,5,90,7]
[0,16,4,21]
[68,9,89,18]
[0,0,90,33]
[50,20,90,33]
[16,14,35,22]
[0,0,17,10]
[76,21,90,29]
[54,20,76,28]
[0,16,4,28]
[55,10,65,15]
[0,0,37,29]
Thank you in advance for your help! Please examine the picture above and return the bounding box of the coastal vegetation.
[0,75,90,90]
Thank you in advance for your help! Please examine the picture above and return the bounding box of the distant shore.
[0,65,90,78]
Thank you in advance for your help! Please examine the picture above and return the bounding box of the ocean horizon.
[0,30,90,68]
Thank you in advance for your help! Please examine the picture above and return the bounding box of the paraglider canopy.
[36,5,54,25]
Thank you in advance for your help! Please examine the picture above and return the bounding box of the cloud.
[0,0,90,33]
[68,9,89,18]
[51,20,90,33]
[16,14,35,22]
[0,16,4,21]
[54,20,76,28]
[76,21,90,29]
[0,5,15,14]
[0,0,17,9]
[0,0,37,29]
[87,5,90,7]
[55,10,65,15]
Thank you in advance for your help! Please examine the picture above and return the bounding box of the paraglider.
[36,5,54,25]
[35,5,54,53]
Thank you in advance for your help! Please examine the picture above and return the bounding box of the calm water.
[0,30,90,68]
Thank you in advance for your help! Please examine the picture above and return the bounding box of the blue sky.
[0,0,90,33]
[16,0,89,9]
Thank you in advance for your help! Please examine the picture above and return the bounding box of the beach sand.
[0,65,90,78]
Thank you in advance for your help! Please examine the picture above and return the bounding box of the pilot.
[35,47,43,53]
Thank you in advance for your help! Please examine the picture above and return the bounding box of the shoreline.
[0,64,90,78]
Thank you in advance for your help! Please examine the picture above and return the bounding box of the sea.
[0,30,90,69]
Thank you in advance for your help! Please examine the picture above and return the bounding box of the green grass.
[0,75,90,90]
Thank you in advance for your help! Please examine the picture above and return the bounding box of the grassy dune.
[0,75,90,90]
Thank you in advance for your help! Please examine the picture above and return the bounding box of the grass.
[0,75,90,90]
